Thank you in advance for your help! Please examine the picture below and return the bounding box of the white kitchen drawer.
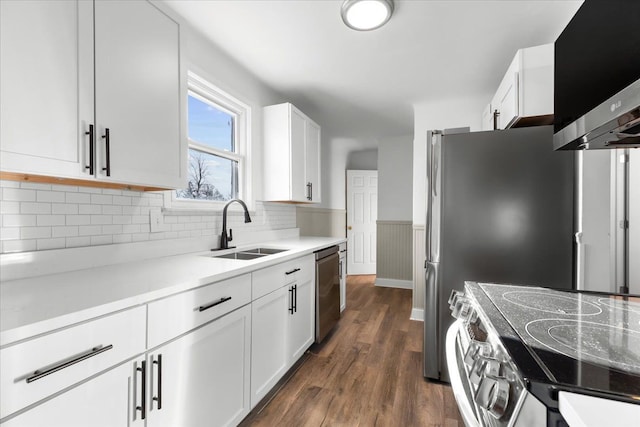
[147,274,251,349]
[0,305,145,419]
[295,254,315,284]
[252,255,315,299]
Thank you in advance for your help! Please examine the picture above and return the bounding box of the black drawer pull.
[198,296,232,312]
[285,268,301,275]
[26,344,113,383]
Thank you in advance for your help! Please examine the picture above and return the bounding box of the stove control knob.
[448,289,464,307]
[451,299,471,320]
[463,340,492,367]
[470,356,501,386]
[475,375,510,419]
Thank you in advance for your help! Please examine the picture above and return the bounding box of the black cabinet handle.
[136,360,147,420]
[85,124,94,175]
[153,354,162,410]
[26,344,113,383]
[288,287,294,314]
[293,284,297,313]
[493,109,500,130]
[285,268,300,275]
[102,128,111,176]
[198,296,232,312]
[306,182,312,201]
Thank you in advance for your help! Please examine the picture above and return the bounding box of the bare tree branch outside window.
[176,151,226,200]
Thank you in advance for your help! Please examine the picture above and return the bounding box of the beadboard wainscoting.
[0,180,297,254]
[375,220,412,289]
[411,225,425,321]
[296,206,346,238]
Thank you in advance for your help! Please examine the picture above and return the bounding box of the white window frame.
[168,71,252,210]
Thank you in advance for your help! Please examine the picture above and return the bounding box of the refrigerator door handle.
[424,261,440,378]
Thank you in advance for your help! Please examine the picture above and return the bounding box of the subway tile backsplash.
[0,180,297,254]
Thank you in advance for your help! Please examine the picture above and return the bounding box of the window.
[174,72,250,205]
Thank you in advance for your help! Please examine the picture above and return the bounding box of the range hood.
[553,80,640,150]
[553,0,640,151]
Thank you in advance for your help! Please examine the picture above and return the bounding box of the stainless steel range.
[446,282,640,427]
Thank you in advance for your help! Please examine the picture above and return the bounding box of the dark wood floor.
[241,275,464,427]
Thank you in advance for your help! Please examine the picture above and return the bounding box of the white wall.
[378,135,413,221]
[578,150,614,292]
[412,96,485,225]
[320,136,378,210]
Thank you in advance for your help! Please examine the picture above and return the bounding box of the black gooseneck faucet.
[220,199,252,250]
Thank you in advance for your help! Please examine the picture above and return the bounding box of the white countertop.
[0,236,344,346]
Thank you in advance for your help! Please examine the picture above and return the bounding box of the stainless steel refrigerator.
[423,126,575,382]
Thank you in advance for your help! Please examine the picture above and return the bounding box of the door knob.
[347,226,352,230]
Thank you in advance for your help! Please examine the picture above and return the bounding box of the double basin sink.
[212,247,289,260]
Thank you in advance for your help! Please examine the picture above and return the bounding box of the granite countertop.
[0,236,345,346]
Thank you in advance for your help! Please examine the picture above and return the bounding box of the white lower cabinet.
[1,362,134,427]
[250,255,316,409]
[250,286,289,407]
[288,265,315,362]
[145,305,252,427]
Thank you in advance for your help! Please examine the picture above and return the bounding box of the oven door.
[446,320,481,427]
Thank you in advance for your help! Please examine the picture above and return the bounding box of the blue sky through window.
[188,95,234,151]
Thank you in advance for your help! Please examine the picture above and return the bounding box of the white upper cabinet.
[0,0,185,190]
[263,103,321,203]
[0,0,93,179]
[305,120,321,203]
[94,0,183,189]
[487,43,554,130]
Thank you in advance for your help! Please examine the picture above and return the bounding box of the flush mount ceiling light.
[341,0,394,31]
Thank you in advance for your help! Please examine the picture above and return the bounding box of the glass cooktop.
[476,283,640,401]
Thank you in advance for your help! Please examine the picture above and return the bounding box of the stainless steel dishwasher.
[315,245,340,343]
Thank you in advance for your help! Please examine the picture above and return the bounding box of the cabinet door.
[94,0,183,189]
[481,103,494,131]
[0,0,93,179]
[305,120,321,203]
[250,287,289,408]
[1,362,134,427]
[290,108,307,201]
[287,275,315,362]
[147,305,251,427]
[497,71,519,129]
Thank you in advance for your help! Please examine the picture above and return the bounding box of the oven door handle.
[446,320,480,427]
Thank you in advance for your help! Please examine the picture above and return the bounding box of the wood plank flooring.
[240,275,464,427]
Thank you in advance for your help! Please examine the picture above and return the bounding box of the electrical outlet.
[150,210,163,233]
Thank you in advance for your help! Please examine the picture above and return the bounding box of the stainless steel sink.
[211,247,289,261]
[242,248,289,255]
[213,252,267,260]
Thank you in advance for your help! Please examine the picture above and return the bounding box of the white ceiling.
[163,0,583,139]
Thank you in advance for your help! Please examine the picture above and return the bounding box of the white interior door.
[346,170,377,275]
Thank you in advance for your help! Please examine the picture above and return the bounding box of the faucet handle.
[228,229,233,242]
